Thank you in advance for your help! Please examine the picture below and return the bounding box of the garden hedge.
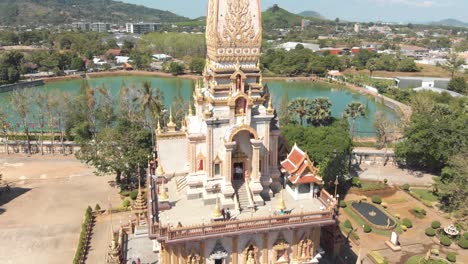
[363,224,372,233]
[425,227,436,237]
[440,236,452,247]
[343,220,353,229]
[402,218,413,228]
[372,195,382,204]
[431,221,441,229]
[464,233,468,240]
[446,252,456,262]
[402,184,410,191]
[458,238,468,249]
[339,201,347,208]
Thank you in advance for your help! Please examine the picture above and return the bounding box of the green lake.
[0,75,400,137]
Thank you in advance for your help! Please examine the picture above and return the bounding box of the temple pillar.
[222,142,236,208]
[200,240,206,264]
[269,131,282,192]
[292,229,299,261]
[189,139,197,173]
[171,246,177,264]
[262,233,268,264]
[312,227,321,256]
[250,139,262,180]
[206,124,214,178]
[224,142,236,182]
[232,236,238,264]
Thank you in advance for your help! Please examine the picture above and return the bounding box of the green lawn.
[411,189,438,202]
[359,181,389,191]
[405,255,448,264]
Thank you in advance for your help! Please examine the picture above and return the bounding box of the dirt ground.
[0,154,121,264]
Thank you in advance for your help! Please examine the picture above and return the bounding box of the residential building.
[126,23,161,34]
[354,23,361,33]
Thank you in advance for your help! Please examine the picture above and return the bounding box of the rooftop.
[396,76,450,81]
[157,178,329,227]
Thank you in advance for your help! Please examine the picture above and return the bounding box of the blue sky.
[121,0,468,22]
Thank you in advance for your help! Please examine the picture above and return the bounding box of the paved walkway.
[356,164,435,186]
[0,154,120,264]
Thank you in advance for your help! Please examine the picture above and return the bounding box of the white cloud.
[367,0,436,7]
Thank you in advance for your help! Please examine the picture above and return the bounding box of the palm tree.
[344,102,366,140]
[310,97,332,126]
[136,81,165,150]
[366,58,378,78]
[287,98,314,126]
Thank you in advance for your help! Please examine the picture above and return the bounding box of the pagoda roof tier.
[281,144,323,185]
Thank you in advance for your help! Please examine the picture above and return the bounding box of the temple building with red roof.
[281,144,323,200]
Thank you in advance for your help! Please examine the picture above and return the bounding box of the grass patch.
[387,198,408,204]
[359,181,389,191]
[405,255,448,264]
[411,189,438,202]
[342,202,392,236]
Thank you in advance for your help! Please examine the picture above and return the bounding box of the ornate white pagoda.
[156,0,281,209]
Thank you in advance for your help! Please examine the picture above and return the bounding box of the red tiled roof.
[281,144,322,186]
[288,173,322,184]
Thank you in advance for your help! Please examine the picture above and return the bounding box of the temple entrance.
[215,259,223,264]
[233,162,244,181]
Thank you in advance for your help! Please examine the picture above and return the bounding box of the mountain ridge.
[0,0,188,25]
[298,10,326,20]
[429,18,468,28]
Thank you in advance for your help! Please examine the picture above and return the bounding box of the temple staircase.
[234,181,251,211]
[176,176,187,193]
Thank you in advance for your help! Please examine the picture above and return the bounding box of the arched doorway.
[231,130,256,183]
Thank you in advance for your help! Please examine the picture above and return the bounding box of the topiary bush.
[401,225,408,231]
[431,221,441,229]
[352,177,361,187]
[425,227,436,237]
[458,238,468,249]
[130,190,138,200]
[402,218,413,228]
[122,199,131,208]
[383,178,388,185]
[339,200,347,208]
[412,207,427,218]
[94,203,101,211]
[440,236,452,246]
[372,195,382,204]
[402,184,410,191]
[343,220,353,229]
[363,224,372,233]
[446,252,456,262]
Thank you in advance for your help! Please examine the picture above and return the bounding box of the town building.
[126,23,161,34]
[277,42,320,52]
[143,1,340,264]
[354,23,361,33]
[395,76,450,89]
[72,22,90,31]
[91,23,111,33]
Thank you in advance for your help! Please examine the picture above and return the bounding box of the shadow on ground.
[0,186,32,207]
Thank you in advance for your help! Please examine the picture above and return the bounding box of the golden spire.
[277,190,286,211]
[156,119,162,134]
[188,102,193,116]
[259,76,263,86]
[181,117,187,132]
[212,196,222,218]
[266,96,274,115]
[248,86,252,97]
[159,177,169,201]
[156,161,165,177]
[167,107,176,132]
[235,59,241,71]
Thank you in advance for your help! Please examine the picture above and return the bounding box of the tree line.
[261,45,419,77]
[0,81,190,188]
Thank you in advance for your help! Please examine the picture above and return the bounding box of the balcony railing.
[149,209,335,242]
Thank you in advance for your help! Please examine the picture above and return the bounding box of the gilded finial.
[156,160,165,176]
[259,76,263,86]
[248,86,252,97]
[212,196,222,218]
[167,107,176,132]
[277,190,286,211]
[266,96,274,115]
[159,177,169,201]
[156,119,162,134]
[181,117,187,132]
[235,59,240,70]
[188,103,193,116]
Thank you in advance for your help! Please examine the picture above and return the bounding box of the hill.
[0,0,188,26]
[298,10,325,20]
[262,5,324,30]
[430,19,468,28]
